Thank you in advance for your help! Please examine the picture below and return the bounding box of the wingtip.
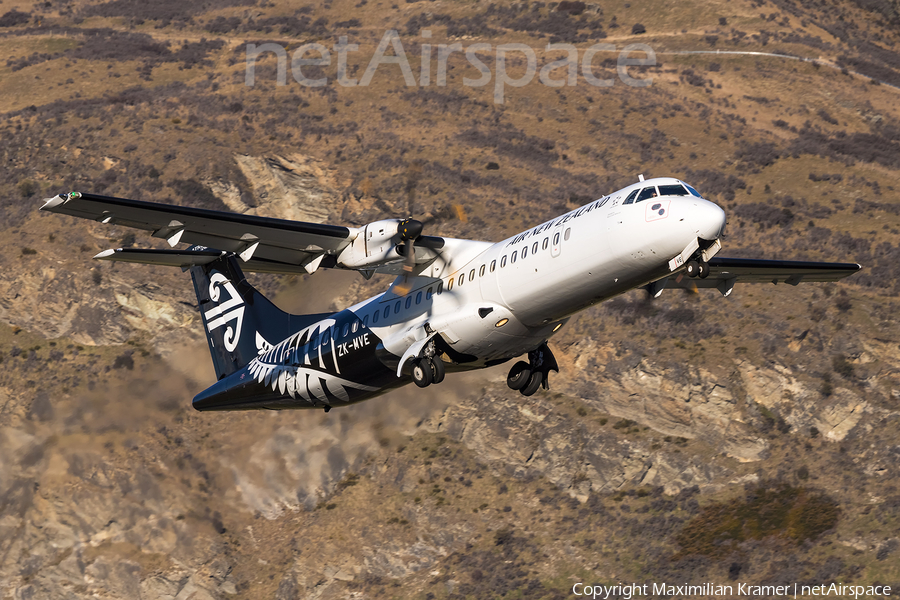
[93,248,120,260]
[40,194,67,211]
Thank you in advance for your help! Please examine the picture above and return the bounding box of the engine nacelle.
[337,219,404,269]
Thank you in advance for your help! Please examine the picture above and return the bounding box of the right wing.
[655,257,861,296]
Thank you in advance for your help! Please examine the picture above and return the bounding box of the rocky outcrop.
[208,153,342,224]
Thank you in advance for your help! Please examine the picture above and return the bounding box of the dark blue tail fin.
[190,254,326,380]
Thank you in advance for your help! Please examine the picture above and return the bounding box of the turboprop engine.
[337,218,423,269]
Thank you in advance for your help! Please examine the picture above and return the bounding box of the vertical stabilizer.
[190,253,325,380]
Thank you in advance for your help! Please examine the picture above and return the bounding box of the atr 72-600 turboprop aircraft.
[41,176,860,411]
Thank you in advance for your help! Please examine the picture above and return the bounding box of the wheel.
[685,260,700,277]
[412,358,433,388]
[520,371,543,397]
[698,261,710,279]
[430,356,446,384]
[507,361,532,390]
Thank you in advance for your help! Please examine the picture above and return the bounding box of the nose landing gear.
[506,342,559,397]
[685,259,710,279]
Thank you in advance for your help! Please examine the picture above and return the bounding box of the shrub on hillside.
[675,483,839,558]
[735,141,780,167]
[0,10,31,27]
[170,179,229,211]
[682,169,747,202]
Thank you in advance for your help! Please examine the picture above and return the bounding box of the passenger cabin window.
[373,311,379,324]
[479,264,485,277]
[490,260,496,272]
[394,301,401,314]
[448,278,454,291]
[522,246,528,259]
[416,291,422,304]
[532,242,538,254]
[469,269,475,281]
[511,251,518,263]
[501,255,507,268]
[636,187,658,203]
[426,287,433,300]
[658,184,689,196]
[553,233,560,245]
[623,189,639,205]
[342,323,350,337]
[406,296,412,309]
[437,281,443,294]
[685,183,702,197]
[458,274,464,286]
[362,315,368,327]
[352,321,358,333]
[383,306,390,319]
[542,238,548,250]
[564,228,571,241]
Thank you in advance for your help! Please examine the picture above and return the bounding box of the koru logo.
[204,272,245,352]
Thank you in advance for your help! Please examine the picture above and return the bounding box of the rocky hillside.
[2,0,900,597]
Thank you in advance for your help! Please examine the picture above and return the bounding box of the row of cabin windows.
[308,318,363,349]
[369,285,440,326]
[445,227,571,291]
[354,221,579,327]
[306,285,442,344]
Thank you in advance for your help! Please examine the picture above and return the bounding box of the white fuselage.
[333,177,726,369]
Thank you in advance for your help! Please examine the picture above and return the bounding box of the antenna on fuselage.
[638,173,645,182]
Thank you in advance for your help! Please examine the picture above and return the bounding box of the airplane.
[40,176,860,412]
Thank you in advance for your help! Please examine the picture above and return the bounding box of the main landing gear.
[506,342,559,397]
[685,258,710,279]
[411,341,445,388]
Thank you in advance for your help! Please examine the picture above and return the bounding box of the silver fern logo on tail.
[204,272,245,352]
[247,321,379,405]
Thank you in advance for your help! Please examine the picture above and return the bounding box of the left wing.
[651,257,861,297]
[40,192,445,275]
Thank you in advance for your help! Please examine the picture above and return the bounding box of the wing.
[656,257,861,296]
[41,191,353,273]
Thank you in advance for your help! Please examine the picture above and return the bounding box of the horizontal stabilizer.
[94,247,223,268]
[94,247,323,274]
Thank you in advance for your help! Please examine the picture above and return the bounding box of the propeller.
[394,217,423,295]
[394,164,424,296]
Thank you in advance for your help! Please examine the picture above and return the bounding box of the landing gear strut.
[410,339,445,388]
[506,342,559,397]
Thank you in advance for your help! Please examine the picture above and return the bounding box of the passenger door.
[551,222,563,258]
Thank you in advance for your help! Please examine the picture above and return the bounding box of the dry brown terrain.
[1,0,900,598]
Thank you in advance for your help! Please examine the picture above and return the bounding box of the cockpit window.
[658,184,689,196]
[623,189,639,205]
[684,183,702,197]
[636,186,658,203]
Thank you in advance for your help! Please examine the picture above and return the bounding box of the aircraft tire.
[520,371,543,397]
[698,261,710,279]
[430,356,446,384]
[685,260,700,277]
[507,361,532,390]
[412,359,433,388]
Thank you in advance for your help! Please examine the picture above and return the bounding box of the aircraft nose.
[693,199,727,240]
